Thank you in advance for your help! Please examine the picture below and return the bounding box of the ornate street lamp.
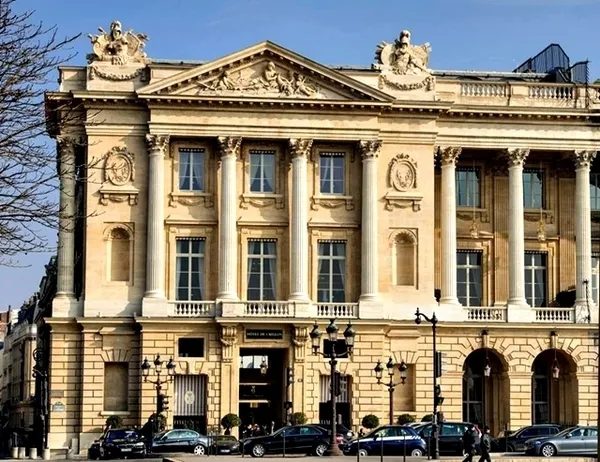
[310,319,355,456]
[140,354,176,439]
[374,357,409,424]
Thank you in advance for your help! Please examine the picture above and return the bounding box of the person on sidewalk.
[462,424,477,462]
[479,426,492,462]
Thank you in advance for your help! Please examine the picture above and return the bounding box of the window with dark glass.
[456,167,481,207]
[179,148,205,191]
[523,168,544,209]
[247,240,276,301]
[317,241,346,303]
[457,251,482,307]
[178,338,205,358]
[176,238,205,301]
[249,150,275,193]
[524,252,547,307]
[592,173,600,211]
[592,256,599,305]
[319,152,345,195]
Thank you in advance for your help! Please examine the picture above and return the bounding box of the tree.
[220,413,241,435]
[0,0,80,265]
[105,415,123,430]
[421,414,433,422]
[361,414,380,429]
[397,414,416,425]
[290,412,307,425]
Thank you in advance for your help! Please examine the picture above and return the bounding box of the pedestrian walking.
[461,424,477,462]
[478,426,492,462]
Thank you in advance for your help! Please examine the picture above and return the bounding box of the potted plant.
[290,412,307,425]
[105,415,123,430]
[397,414,416,425]
[221,413,241,435]
[361,414,380,430]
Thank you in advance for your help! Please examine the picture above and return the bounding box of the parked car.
[493,424,561,453]
[307,424,349,445]
[243,424,330,457]
[212,435,240,455]
[150,429,209,455]
[342,425,427,457]
[414,421,481,456]
[524,426,597,457]
[88,429,146,460]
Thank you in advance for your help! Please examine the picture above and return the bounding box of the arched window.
[392,231,417,287]
[107,227,132,282]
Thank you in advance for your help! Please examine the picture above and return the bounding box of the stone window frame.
[168,141,215,208]
[388,228,419,289]
[167,226,216,301]
[523,162,555,225]
[101,360,130,416]
[240,142,285,209]
[309,228,357,303]
[456,250,484,307]
[310,144,356,211]
[455,159,491,224]
[523,239,557,307]
[177,337,206,359]
[103,223,134,286]
[457,238,492,307]
[239,227,285,302]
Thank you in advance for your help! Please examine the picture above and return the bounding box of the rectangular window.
[247,239,277,301]
[592,256,599,305]
[590,173,600,211]
[178,338,205,358]
[104,362,128,412]
[317,241,346,303]
[457,251,483,307]
[176,238,205,301]
[179,148,205,191]
[249,150,275,193]
[523,168,544,209]
[319,152,345,195]
[524,252,547,307]
[456,167,481,207]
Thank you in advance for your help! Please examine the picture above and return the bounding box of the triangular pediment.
[137,41,393,102]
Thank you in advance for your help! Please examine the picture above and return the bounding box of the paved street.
[163,456,596,462]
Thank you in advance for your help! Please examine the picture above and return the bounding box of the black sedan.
[243,425,330,457]
[151,429,209,455]
[493,424,561,453]
[88,429,146,460]
[212,435,240,455]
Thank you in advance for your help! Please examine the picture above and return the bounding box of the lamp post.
[141,354,176,437]
[415,308,440,460]
[310,319,355,457]
[374,357,407,425]
[483,351,491,429]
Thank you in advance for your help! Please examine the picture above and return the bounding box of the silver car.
[524,426,597,457]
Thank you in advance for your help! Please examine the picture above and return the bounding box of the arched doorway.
[531,349,578,425]
[463,348,508,435]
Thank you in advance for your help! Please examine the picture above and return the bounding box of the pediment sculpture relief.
[374,30,435,92]
[385,153,423,212]
[196,61,323,98]
[99,147,139,206]
[87,21,149,65]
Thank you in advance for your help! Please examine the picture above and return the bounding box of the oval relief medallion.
[389,154,417,192]
[104,147,135,186]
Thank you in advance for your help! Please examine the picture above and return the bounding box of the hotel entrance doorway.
[239,348,287,432]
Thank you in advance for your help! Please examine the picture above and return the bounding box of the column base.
[439,296,460,306]
[573,300,597,323]
[52,295,81,318]
[141,297,168,317]
[506,300,534,323]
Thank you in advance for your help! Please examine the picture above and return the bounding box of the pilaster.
[507,370,533,429]
[219,326,239,423]
[292,326,309,416]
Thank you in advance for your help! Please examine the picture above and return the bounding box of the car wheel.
[358,448,369,457]
[251,444,265,458]
[411,448,424,457]
[541,444,556,458]
[193,444,207,456]
[506,444,515,453]
[314,443,328,457]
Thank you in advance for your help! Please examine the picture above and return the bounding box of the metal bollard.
[11,447,18,459]
[380,435,384,462]
[42,449,50,460]
[29,447,38,459]
[18,447,26,459]
[356,426,360,462]
[282,430,286,458]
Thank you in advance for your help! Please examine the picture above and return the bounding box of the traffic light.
[434,352,443,378]
[434,384,444,407]
[286,366,295,386]
[332,371,342,397]
[157,394,169,413]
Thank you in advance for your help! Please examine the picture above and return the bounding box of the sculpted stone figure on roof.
[375,30,431,75]
[87,21,149,65]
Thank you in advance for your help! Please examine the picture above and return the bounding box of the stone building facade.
[43,23,599,453]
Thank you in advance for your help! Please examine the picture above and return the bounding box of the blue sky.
[2,0,598,311]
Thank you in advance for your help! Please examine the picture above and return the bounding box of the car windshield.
[555,427,577,438]
[107,430,138,440]
[217,436,237,442]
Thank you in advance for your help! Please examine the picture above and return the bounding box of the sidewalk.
[164,457,595,462]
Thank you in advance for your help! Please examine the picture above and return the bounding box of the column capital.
[146,134,170,154]
[505,148,530,167]
[572,150,597,169]
[217,136,242,158]
[359,140,381,159]
[289,138,313,159]
[437,146,462,165]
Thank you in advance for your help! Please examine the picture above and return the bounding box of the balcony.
[243,301,295,317]
[168,301,216,317]
[316,303,358,318]
[466,307,507,322]
[533,307,575,323]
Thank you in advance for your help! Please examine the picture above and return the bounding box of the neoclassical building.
[43,23,598,453]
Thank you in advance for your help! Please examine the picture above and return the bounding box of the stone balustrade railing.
[168,301,216,317]
[244,301,295,317]
[466,306,507,322]
[533,307,575,323]
[460,82,509,98]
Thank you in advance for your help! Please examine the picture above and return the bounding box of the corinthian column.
[573,150,597,310]
[506,148,530,307]
[217,136,241,300]
[438,146,462,305]
[359,140,381,301]
[145,134,169,299]
[289,139,312,301]
[55,136,77,299]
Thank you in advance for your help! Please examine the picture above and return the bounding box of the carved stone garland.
[99,147,139,206]
[293,326,309,363]
[384,153,423,212]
